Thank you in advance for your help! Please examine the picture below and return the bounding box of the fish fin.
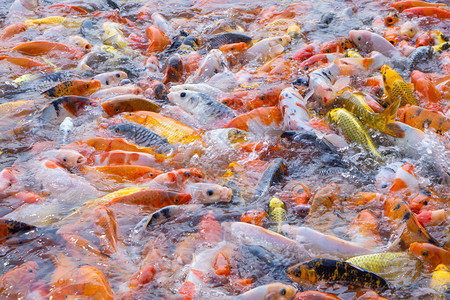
[381,99,405,137]
[385,122,405,138]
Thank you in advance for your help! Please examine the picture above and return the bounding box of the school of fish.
[0,0,449,299]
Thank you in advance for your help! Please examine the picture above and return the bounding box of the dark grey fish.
[252,158,287,203]
[407,46,437,73]
[206,33,252,50]
[108,122,169,148]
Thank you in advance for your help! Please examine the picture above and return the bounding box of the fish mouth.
[77,156,87,165]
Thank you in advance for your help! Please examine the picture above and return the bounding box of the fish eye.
[115,73,121,77]
[63,157,67,162]
[207,189,214,196]
[106,80,109,85]
[280,288,286,295]
[423,200,428,205]
[358,37,361,41]
[381,184,387,188]
[185,171,190,177]
[8,182,12,187]
[180,92,186,97]
[174,198,179,203]
[115,128,120,133]
[115,107,120,112]
[422,250,428,256]
[85,83,90,88]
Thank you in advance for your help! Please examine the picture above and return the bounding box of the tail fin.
[381,99,405,138]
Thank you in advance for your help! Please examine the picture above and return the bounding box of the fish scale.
[337,91,403,137]
[124,111,201,144]
[327,108,382,158]
[108,122,169,148]
[346,252,420,275]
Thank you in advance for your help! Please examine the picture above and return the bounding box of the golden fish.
[268,197,287,233]
[24,16,65,27]
[327,108,382,159]
[124,111,202,144]
[346,252,421,283]
[381,65,418,106]
[337,90,404,137]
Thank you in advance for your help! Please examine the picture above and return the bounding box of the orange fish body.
[403,7,450,19]
[383,26,400,46]
[43,79,101,97]
[124,111,201,144]
[385,12,400,26]
[409,242,450,271]
[416,209,447,227]
[106,189,191,209]
[415,31,433,47]
[245,84,287,110]
[391,0,447,12]
[223,106,282,131]
[92,150,163,167]
[347,209,382,247]
[411,70,442,105]
[388,162,419,197]
[319,37,356,53]
[0,219,35,242]
[129,265,155,290]
[0,22,27,40]
[0,56,51,71]
[384,197,438,248]
[219,42,248,52]
[278,181,312,206]
[80,165,163,183]
[294,290,342,300]
[92,205,120,256]
[199,211,222,245]
[0,261,38,298]
[398,105,450,134]
[12,41,84,59]
[408,188,442,214]
[184,52,201,75]
[66,138,162,157]
[293,44,316,61]
[50,257,115,300]
[240,209,267,226]
[102,97,161,116]
[36,4,88,16]
[145,25,170,54]
[152,168,205,188]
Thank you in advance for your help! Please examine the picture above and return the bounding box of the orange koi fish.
[12,41,84,60]
[223,106,282,131]
[43,79,101,97]
[398,105,450,134]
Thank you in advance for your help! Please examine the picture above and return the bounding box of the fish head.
[55,149,87,169]
[286,263,311,284]
[94,71,128,87]
[107,123,132,136]
[171,192,192,205]
[269,197,286,212]
[188,183,233,204]
[179,168,205,182]
[168,90,200,110]
[409,242,444,270]
[349,30,372,52]
[0,167,19,193]
[265,283,297,300]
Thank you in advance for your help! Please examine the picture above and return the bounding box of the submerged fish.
[168,90,236,124]
[288,258,391,291]
[268,197,287,233]
[108,122,170,149]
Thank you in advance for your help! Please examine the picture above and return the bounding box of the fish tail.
[381,99,405,138]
